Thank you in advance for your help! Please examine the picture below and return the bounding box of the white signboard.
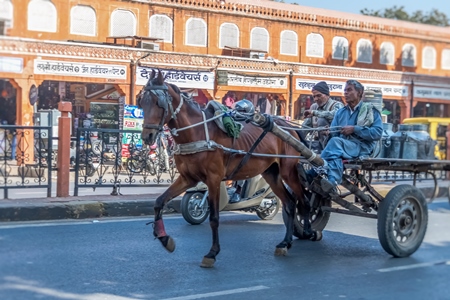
[366,84,409,97]
[0,57,23,73]
[296,79,409,97]
[34,59,127,79]
[296,79,345,93]
[227,74,287,89]
[136,67,215,89]
[414,86,450,101]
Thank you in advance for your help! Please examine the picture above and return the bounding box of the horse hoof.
[200,257,215,268]
[159,236,176,252]
[310,231,323,242]
[274,247,288,256]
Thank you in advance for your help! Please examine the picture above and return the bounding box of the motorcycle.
[181,175,281,225]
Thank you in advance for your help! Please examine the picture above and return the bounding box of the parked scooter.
[181,175,280,225]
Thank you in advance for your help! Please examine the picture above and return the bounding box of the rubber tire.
[377,184,428,258]
[181,192,210,225]
[256,197,281,220]
[285,195,331,239]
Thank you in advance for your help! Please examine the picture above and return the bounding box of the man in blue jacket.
[320,80,383,191]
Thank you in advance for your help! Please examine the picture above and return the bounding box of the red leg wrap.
[154,219,167,238]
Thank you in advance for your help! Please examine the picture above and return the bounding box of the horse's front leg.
[152,175,196,252]
[200,179,222,268]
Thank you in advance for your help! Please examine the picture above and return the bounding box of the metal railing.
[73,128,178,196]
[0,124,53,199]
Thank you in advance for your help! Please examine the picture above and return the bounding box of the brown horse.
[138,70,309,267]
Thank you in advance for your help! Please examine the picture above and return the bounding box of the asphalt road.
[0,199,449,300]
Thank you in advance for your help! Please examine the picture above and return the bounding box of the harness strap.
[225,118,273,180]
[202,111,211,149]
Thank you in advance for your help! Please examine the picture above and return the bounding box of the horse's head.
[137,69,182,145]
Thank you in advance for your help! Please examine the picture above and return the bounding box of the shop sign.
[136,67,215,89]
[0,57,23,73]
[296,79,408,97]
[366,84,408,97]
[34,59,127,80]
[121,105,144,161]
[217,70,228,86]
[296,79,345,93]
[414,86,450,101]
[226,73,287,89]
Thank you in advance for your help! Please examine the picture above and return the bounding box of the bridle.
[139,82,184,132]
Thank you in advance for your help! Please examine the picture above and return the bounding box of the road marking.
[377,260,450,273]
[0,213,239,229]
[160,285,269,300]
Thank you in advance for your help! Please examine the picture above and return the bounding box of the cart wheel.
[448,182,450,205]
[285,194,331,240]
[377,185,428,257]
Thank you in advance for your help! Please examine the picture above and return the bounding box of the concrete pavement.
[0,180,449,222]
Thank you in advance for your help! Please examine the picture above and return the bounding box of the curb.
[0,197,182,222]
[0,183,448,222]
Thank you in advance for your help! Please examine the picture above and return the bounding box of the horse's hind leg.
[200,177,222,268]
[153,175,196,252]
[262,169,297,256]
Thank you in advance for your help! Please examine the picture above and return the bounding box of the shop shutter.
[402,44,416,67]
[442,49,450,70]
[149,14,173,43]
[219,23,239,48]
[70,5,96,36]
[27,0,57,33]
[380,42,395,65]
[250,27,269,52]
[280,30,297,56]
[0,0,13,29]
[332,36,349,60]
[110,9,136,37]
[422,46,436,70]
[186,18,207,47]
[357,39,373,63]
[306,33,324,58]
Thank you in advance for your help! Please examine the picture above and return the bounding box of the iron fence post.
[74,128,81,196]
[47,116,53,198]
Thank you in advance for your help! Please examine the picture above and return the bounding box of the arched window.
[27,0,57,32]
[442,49,450,70]
[402,44,416,67]
[422,46,436,69]
[149,14,173,43]
[306,33,324,58]
[0,0,13,28]
[110,9,136,37]
[280,30,298,56]
[219,23,239,48]
[380,42,395,65]
[70,5,96,36]
[357,39,372,63]
[250,27,269,52]
[332,36,349,60]
[185,18,207,47]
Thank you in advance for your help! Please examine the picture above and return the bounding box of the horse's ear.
[150,69,156,80]
[156,69,165,85]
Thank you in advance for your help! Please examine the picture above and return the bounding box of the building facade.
[1,0,450,132]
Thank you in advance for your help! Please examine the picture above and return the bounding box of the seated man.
[319,80,383,191]
[302,81,344,152]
